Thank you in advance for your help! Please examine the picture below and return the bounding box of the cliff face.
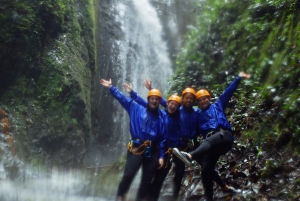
[0,0,200,167]
[168,0,300,150]
[1,0,299,199]
[0,0,95,167]
[89,0,203,166]
[2,0,298,169]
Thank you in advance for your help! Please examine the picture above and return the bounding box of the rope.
[162,143,190,169]
[164,148,172,168]
[127,140,150,155]
[181,144,189,152]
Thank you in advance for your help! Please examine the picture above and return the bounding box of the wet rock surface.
[158,139,300,200]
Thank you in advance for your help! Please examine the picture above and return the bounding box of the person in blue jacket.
[173,87,199,198]
[148,95,181,201]
[143,79,199,199]
[100,78,165,201]
[124,82,182,201]
[173,72,251,201]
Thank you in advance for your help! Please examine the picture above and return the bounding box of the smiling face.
[197,96,211,110]
[182,93,195,108]
[148,96,161,109]
[167,100,180,114]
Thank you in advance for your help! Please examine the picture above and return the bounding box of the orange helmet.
[182,88,196,97]
[147,89,162,99]
[196,89,211,99]
[167,95,181,104]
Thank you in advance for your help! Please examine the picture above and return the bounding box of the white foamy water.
[0,132,115,201]
[0,167,113,201]
[109,0,174,156]
[0,0,176,200]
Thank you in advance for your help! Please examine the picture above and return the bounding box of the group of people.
[100,71,251,201]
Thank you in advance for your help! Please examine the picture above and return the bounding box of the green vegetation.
[168,0,300,151]
[0,0,96,166]
[1,0,299,170]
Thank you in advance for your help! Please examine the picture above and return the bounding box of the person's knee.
[201,166,214,180]
[201,161,214,172]
[122,173,135,181]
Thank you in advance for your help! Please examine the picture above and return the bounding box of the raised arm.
[239,72,251,79]
[123,83,133,93]
[218,72,251,109]
[100,78,132,111]
[143,79,167,108]
[100,78,112,88]
[123,83,148,107]
[143,78,152,90]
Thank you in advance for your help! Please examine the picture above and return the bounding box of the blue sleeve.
[158,120,165,158]
[160,97,167,108]
[130,90,167,109]
[109,86,132,112]
[129,90,148,107]
[218,76,241,110]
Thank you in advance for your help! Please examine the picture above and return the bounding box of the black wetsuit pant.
[190,130,233,200]
[116,148,159,201]
[147,152,172,201]
[173,145,192,198]
[172,153,185,198]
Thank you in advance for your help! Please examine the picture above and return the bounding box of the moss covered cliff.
[0,0,96,166]
[1,0,299,170]
[169,0,300,152]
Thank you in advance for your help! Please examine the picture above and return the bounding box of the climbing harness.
[206,127,225,139]
[164,148,173,168]
[144,146,151,158]
[164,144,192,169]
[179,138,194,150]
[181,144,189,152]
[127,139,152,157]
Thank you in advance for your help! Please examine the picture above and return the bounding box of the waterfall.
[93,0,174,165]
[0,0,174,199]
[0,169,107,201]
[116,0,172,92]
[0,131,111,200]
[0,0,204,200]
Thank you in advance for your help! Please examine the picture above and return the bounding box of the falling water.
[96,0,174,164]
[0,130,114,201]
[115,0,172,92]
[0,168,108,201]
[0,0,175,200]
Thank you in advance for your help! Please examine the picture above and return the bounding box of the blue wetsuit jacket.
[178,106,199,147]
[129,91,180,149]
[109,86,165,158]
[198,76,241,138]
[131,91,198,148]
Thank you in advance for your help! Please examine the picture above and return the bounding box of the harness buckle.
[144,146,151,158]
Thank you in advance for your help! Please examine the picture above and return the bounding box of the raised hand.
[100,78,112,88]
[143,78,152,90]
[123,83,133,93]
[238,72,251,79]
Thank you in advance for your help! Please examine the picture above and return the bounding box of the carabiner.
[144,146,151,158]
